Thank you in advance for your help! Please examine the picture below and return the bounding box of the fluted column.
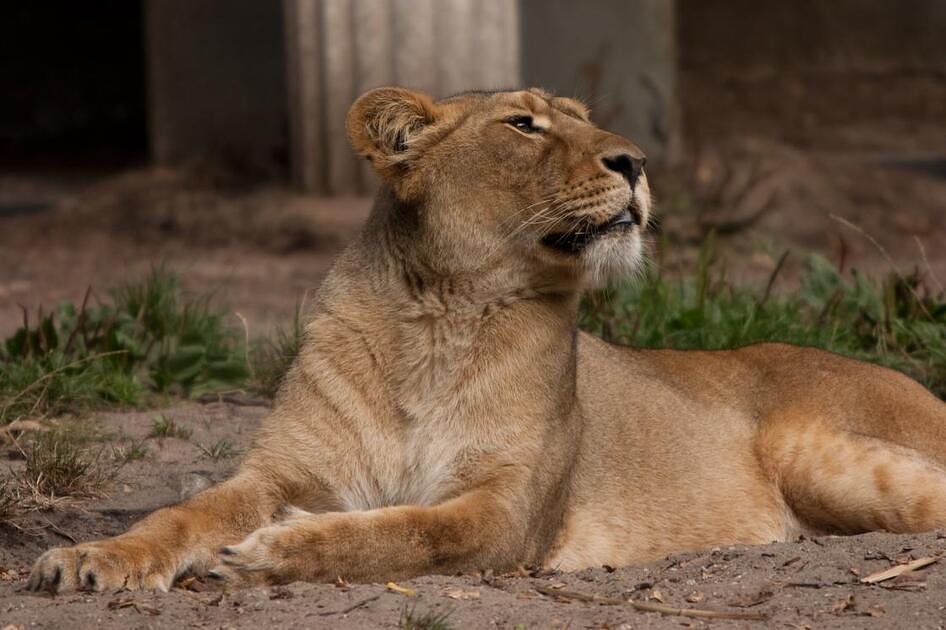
[284,0,520,195]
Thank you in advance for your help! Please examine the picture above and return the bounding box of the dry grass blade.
[316,593,383,617]
[914,235,944,293]
[533,585,767,621]
[3,419,47,435]
[24,430,113,498]
[860,556,939,584]
[629,599,768,621]
[829,214,934,320]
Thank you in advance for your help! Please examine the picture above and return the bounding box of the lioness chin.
[30,87,946,593]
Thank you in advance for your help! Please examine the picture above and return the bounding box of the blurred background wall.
[283,0,519,194]
[2,0,945,193]
[145,1,288,177]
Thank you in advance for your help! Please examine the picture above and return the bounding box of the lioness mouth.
[542,205,641,254]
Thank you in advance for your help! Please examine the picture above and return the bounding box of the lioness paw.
[209,523,301,586]
[28,543,176,594]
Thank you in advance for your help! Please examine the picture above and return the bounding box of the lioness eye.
[506,116,542,134]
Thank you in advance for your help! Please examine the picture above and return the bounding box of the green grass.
[196,439,238,460]
[149,415,193,440]
[2,244,943,428]
[249,298,306,398]
[113,439,149,463]
[0,267,251,424]
[580,238,946,398]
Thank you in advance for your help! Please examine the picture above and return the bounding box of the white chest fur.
[336,416,467,511]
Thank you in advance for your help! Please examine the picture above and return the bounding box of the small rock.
[178,473,213,500]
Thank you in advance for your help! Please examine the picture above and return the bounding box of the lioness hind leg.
[759,421,946,534]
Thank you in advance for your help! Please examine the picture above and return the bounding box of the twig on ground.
[316,592,383,616]
[534,585,767,621]
[860,556,939,584]
[41,518,78,543]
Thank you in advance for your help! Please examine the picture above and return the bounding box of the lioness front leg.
[28,471,282,593]
[211,488,524,585]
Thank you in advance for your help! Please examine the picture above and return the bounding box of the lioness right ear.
[346,87,438,180]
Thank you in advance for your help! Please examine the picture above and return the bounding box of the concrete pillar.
[519,0,679,165]
[284,0,520,195]
[145,0,287,174]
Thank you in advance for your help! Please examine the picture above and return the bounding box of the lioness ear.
[346,87,438,179]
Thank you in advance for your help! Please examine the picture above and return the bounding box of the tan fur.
[30,88,946,592]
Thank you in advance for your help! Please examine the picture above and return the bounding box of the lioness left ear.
[346,87,438,180]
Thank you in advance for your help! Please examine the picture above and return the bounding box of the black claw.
[206,569,224,580]
[219,546,235,556]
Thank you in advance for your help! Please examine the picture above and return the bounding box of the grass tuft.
[0,267,250,424]
[23,430,112,497]
[149,415,193,440]
[0,478,29,530]
[113,439,149,463]
[196,439,238,460]
[250,298,306,398]
[580,239,946,397]
[399,605,453,630]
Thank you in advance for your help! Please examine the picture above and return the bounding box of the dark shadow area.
[0,2,147,171]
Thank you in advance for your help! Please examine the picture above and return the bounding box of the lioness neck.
[309,192,582,420]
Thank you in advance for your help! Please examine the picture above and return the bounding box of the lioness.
[30,87,946,592]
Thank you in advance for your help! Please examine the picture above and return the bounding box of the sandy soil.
[3,404,946,629]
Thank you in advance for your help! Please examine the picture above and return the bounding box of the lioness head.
[347,87,651,289]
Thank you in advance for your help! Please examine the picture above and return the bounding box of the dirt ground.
[3,404,946,629]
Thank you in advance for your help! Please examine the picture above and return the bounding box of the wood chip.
[386,581,416,597]
[444,587,480,600]
[649,589,665,603]
[860,556,938,584]
[685,591,705,603]
[884,570,928,591]
[864,603,886,617]
[829,593,854,614]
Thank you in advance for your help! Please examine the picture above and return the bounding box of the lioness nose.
[601,153,646,186]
